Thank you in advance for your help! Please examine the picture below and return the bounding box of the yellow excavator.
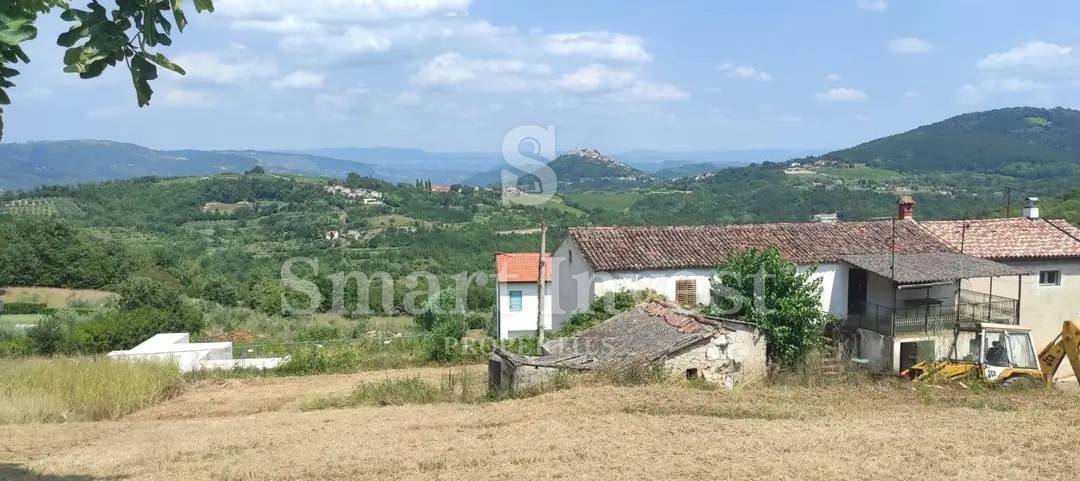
[903,320,1080,388]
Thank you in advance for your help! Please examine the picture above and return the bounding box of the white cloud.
[554,64,686,102]
[216,0,471,23]
[542,31,652,62]
[554,64,636,92]
[271,70,327,89]
[719,63,772,81]
[857,0,887,11]
[411,52,549,91]
[888,37,933,54]
[611,81,689,102]
[957,78,1050,105]
[156,88,213,107]
[816,87,868,102]
[171,52,278,83]
[394,92,423,106]
[826,73,842,83]
[978,41,1078,70]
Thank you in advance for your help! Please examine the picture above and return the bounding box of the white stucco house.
[921,198,1080,378]
[550,197,1080,375]
[494,253,552,339]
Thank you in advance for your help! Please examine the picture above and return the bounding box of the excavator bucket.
[1038,320,1080,384]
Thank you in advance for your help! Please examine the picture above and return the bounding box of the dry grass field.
[2,365,1079,481]
[0,286,117,308]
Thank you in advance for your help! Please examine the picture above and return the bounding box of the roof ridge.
[1043,218,1080,244]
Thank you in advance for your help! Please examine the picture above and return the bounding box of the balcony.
[853,289,1019,337]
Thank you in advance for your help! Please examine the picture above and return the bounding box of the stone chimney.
[1023,197,1040,220]
[898,195,915,220]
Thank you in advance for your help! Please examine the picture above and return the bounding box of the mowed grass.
[0,358,183,424]
[818,165,905,180]
[2,367,1079,481]
[565,191,646,211]
[1,286,117,308]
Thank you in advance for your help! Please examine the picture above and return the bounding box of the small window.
[509,290,523,311]
[675,280,697,306]
[1039,270,1061,287]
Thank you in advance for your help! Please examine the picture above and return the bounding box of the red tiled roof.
[568,221,953,271]
[495,253,552,283]
[920,218,1080,259]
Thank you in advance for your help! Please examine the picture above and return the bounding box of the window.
[509,290,523,312]
[1039,270,1061,286]
[675,280,697,306]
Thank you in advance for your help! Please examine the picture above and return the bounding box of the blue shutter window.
[509,291,523,312]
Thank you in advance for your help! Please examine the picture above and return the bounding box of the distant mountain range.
[0,140,378,190]
[6,107,1080,191]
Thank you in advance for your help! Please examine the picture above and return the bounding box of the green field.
[564,192,646,211]
[0,314,44,328]
[818,166,905,181]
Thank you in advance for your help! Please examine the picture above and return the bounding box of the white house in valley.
[494,253,552,339]
[550,197,1080,375]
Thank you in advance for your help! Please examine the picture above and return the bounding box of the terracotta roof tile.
[568,220,952,271]
[920,218,1080,259]
[495,253,552,283]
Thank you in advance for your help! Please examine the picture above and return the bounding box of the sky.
[7,0,1080,152]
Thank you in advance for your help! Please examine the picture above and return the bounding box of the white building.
[494,253,552,339]
[108,333,287,373]
[921,198,1080,376]
[551,197,1079,375]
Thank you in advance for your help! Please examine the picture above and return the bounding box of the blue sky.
[7,0,1080,152]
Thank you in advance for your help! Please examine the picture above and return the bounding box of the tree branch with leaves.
[0,0,214,139]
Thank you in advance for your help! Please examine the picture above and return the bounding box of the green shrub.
[1,302,54,315]
[297,325,341,342]
[302,371,484,410]
[708,248,829,368]
[26,315,72,355]
[116,276,185,313]
[425,316,467,362]
[0,327,31,358]
[68,306,204,354]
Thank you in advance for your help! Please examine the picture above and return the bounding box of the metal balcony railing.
[854,289,1018,337]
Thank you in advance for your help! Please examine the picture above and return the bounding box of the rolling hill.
[0,140,377,191]
[464,148,644,186]
[824,107,1080,177]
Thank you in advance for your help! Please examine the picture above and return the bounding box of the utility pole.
[536,223,547,344]
[1004,188,1012,218]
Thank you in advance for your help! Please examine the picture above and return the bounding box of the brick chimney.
[898,195,915,220]
[1023,197,1040,219]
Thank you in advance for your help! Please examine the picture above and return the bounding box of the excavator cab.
[903,322,1044,386]
[978,326,1041,383]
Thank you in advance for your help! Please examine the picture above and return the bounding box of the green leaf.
[130,53,158,106]
[170,0,188,31]
[193,0,214,13]
[56,26,87,47]
[144,52,185,75]
[0,88,10,105]
[0,23,38,44]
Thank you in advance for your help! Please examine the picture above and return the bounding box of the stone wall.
[663,326,767,388]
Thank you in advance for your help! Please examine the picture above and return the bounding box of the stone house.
[489,301,766,391]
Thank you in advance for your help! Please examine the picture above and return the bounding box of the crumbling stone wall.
[663,328,767,388]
